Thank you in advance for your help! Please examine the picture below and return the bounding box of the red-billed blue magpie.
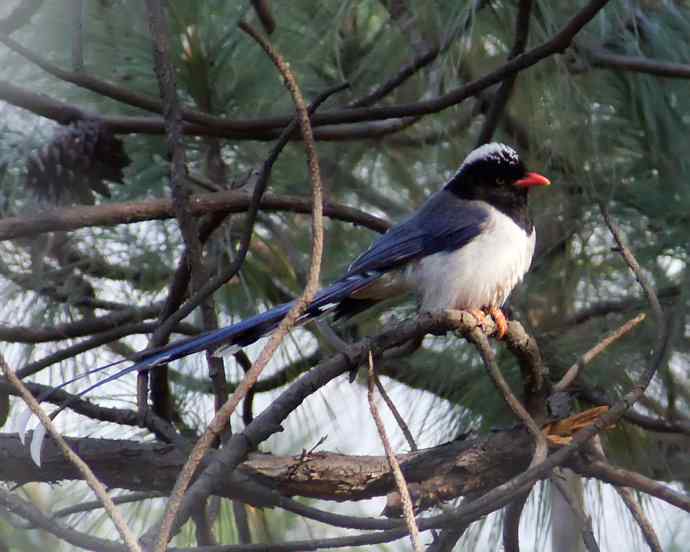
[50,143,550,398]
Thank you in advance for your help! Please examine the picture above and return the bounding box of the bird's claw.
[489,306,508,339]
[468,307,508,339]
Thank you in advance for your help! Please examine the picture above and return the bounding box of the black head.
[444,143,550,230]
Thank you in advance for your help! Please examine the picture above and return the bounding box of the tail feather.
[44,272,382,401]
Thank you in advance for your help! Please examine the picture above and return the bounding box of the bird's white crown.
[459,143,520,171]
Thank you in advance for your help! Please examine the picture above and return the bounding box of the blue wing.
[346,190,488,276]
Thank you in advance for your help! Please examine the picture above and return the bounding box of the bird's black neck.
[445,178,533,233]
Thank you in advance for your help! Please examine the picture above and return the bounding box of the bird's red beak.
[514,172,551,188]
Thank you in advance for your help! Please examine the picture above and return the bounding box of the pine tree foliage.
[0,0,689,550]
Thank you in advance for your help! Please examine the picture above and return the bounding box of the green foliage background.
[1,0,689,549]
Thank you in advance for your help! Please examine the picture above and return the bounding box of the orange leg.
[469,307,508,338]
[489,306,508,339]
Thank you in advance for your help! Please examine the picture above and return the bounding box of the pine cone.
[26,119,130,205]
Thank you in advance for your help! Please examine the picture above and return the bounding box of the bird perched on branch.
[49,142,550,398]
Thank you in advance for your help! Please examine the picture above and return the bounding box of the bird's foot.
[488,306,508,339]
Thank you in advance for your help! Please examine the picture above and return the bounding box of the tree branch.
[554,312,646,392]
[367,354,422,551]
[583,46,690,79]
[0,485,125,552]
[0,189,389,242]
[575,459,690,514]
[476,0,533,145]
[0,1,611,140]
[0,428,532,507]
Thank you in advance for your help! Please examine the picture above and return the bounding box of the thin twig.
[583,46,690,79]
[467,326,548,465]
[476,0,533,145]
[349,0,485,108]
[368,352,423,552]
[614,486,663,552]
[151,21,327,550]
[0,486,126,552]
[0,354,142,552]
[599,204,664,327]
[145,0,203,419]
[467,324,547,552]
[551,470,600,552]
[50,491,165,520]
[575,459,690,514]
[554,312,646,391]
[372,371,418,451]
[70,0,83,71]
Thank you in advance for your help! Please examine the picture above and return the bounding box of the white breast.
[410,205,535,311]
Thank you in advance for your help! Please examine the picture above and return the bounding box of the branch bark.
[0,429,532,507]
[0,189,389,242]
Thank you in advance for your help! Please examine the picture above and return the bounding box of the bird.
[49,142,550,399]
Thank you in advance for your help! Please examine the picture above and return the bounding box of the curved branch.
[584,46,690,79]
[0,1,611,140]
[0,485,124,552]
[0,305,160,343]
[16,320,198,379]
[0,189,390,242]
[576,459,690,514]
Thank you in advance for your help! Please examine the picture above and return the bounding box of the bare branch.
[0,188,389,242]
[502,492,530,552]
[251,0,275,34]
[466,327,548,463]
[372,370,418,452]
[576,460,690,514]
[554,313,646,391]
[0,427,532,510]
[467,321,547,552]
[144,0,204,420]
[614,486,663,552]
[476,0,533,145]
[368,353,422,551]
[0,304,162,343]
[50,491,164,520]
[0,485,125,552]
[584,46,690,79]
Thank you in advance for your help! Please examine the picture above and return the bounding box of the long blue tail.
[43,272,382,400]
